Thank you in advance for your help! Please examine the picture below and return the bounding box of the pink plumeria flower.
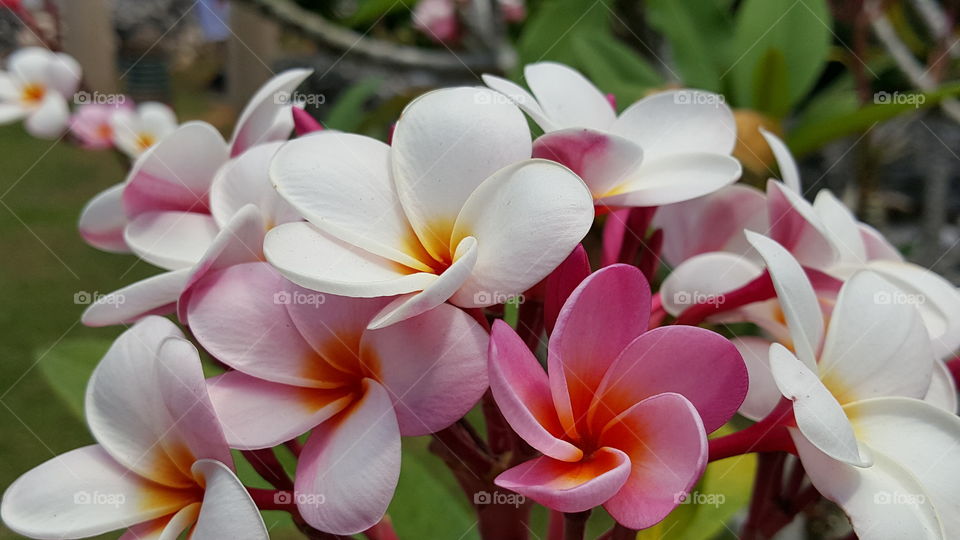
[0,317,267,539]
[264,87,594,328]
[744,232,960,540]
[0,47,81,138]
[488,265,747,529]
[111,101,178,158]
[69,100,132,149]
[658,130,960,359]
[183,261,488,534]
[412,0,460,44]
[77,69,312,261]
[483,62,741,207]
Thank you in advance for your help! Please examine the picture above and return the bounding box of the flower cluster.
[2,51,959,540]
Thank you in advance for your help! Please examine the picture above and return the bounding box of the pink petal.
[363,302,488,436]
[230,68,313,156]
[82,268,189,327]
[124,211,219,270]
[550,265,651,437]
[532,128,644,197]
[544,244,590,335]
[599,393,708,530]
[186,262,352,388]
[292,107,323,135]
[78,183,130,253]
[591,326,747,433]
[207,371,353,450]
[766,180,837,270]
[489,320,583,461]
[295,380,401,535]
[601,208,631,267]
[495,447,631,513]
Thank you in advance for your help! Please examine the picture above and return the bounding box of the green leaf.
[647,0,734,92]
[517,0,608,66]
[637,425,757,540]
[36,338,111,420]
[324,77,383,132]
[389,437,479,539]
[571,32,663,105]
[751,48,791,119]
[730,0,831,108]
[788,83,960,156]
[342,0,410,26]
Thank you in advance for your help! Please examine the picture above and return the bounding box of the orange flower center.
[20,83,45,105]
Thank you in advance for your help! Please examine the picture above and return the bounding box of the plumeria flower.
[0,317,268,539]
[184,260,488,534]
[743,232,960,540]
[482,62,741,207]
[264,86,594,328]
[658,130,960,359]
[488,264,747,529]
[0,47,81,138]
[69,101,132,150]
[110,101,178,158]
[77,68,312,261]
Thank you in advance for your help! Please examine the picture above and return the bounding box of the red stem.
[241,448,293,491]
[946,356,960,388]
[709,400,796,462]
[563,510,590,540]
[548,510,564,540]
[364,517,401,540]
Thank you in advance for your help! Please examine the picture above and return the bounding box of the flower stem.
[708,400,796,462]
[563,510,591,540]
[242,448,294,490]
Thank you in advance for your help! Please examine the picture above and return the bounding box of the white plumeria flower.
[77,70,312,327]
[483,62,741,207]
[0,317,268,540]
[658,130,960,359]
[263,86,594,328]
[745,232,960,540]
[0,47,81,138]
[111,101,178,158]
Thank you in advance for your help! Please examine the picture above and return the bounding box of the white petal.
[210,141,299,229]
[264,221,438,297]
[47,52,82,97]
[524,62,616,131]
[733,336,781,421]
[849,397,960,538]
[24,93,69,138]
[0,102,28,124]
[449,159,594,307]
[137,102,178,139]
[596,153,741,207]
[230,68,313,156]
[78,183,130,253]
[793,429,943,540]
[759,128,800,192]
[818,271,934,403]
[770,343,868,466]
[1,445,197,539]
[125,211,220,270]
[659,252,763,316]
[270,132,430,270]
[746,231,823,369]
[81,268,189,327]
[191,460,269,540]
[481,73,555,131]
[367,236,478,329]
[925,360,957,413]
[766,180,838,269]
[814,189,867,266]
[611,89,736,159]
[391,87,532,261]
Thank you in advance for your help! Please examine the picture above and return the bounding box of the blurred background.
[1,0,959,538]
